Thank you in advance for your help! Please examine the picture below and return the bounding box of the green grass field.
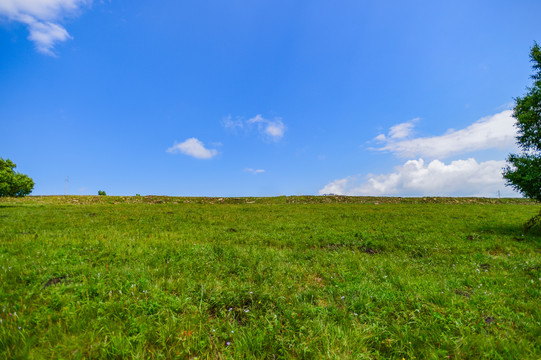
[1,196,540,359]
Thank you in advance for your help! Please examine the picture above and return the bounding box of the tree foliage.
[0,158,35,197]
[503,42,541,230]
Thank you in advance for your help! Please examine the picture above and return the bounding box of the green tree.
[0,158,35,197]
[503,42,541,231]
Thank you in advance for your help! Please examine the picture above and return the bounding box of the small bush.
[98,190,107,196]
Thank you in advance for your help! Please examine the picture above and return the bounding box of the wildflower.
[228,307,233,312]
[226,342,230,346]
[244,309,250,313]
[249,291,253,294]
[231,330,234,333]
[341,296,345,300]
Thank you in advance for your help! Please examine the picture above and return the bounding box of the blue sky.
[1,0,540,197]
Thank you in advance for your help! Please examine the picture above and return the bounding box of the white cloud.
[167,138,218,159]
[225,114,286,141]
[222,115,244,131]
[27,20,71,55]
[244,168,265,175]
[319,177,352,196]
[322,110,520,198]
[0,0,89,55]
[319,158,518,197]
[373,110,516,158]
[247,114,286,141]
[388,118,418,139]
[264,120,286,140]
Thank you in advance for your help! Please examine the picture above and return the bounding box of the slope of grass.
[0,196,540,359]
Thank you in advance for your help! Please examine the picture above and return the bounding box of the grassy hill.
[1,196,539,359]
